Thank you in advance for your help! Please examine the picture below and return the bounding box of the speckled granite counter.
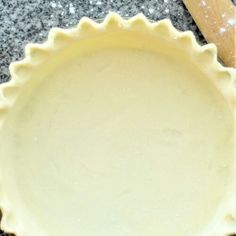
[0,0,204,235]
[0,0,206,84]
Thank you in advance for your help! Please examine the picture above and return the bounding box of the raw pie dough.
[0,13,235,236]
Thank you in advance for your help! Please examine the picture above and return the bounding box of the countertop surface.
[0,0,206,84]
[0,0,215,235]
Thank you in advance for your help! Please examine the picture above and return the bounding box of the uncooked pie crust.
[0,13,235,236]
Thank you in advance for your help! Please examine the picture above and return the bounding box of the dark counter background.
[0,0,234,236]
[0,0,206,84]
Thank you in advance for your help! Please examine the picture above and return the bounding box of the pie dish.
[0,13,235,236]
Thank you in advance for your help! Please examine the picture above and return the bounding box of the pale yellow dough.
[0,14,235,236]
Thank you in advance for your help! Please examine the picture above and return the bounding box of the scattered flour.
[51,2,57,8]
[148,8,154,14]
[51,2,62,9]
[96,1,102,5]
[69,3,75,14]
[227,18,236,26]
[219,27,226,34]
[165,8,170,14]
[200,0,206,7]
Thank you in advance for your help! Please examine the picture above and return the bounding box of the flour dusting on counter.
[227,18,236,26]
[0,0,206,84]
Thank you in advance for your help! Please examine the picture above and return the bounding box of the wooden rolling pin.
[183,0,236,68]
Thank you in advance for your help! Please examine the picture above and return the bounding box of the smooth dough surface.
[0,32,235,236]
